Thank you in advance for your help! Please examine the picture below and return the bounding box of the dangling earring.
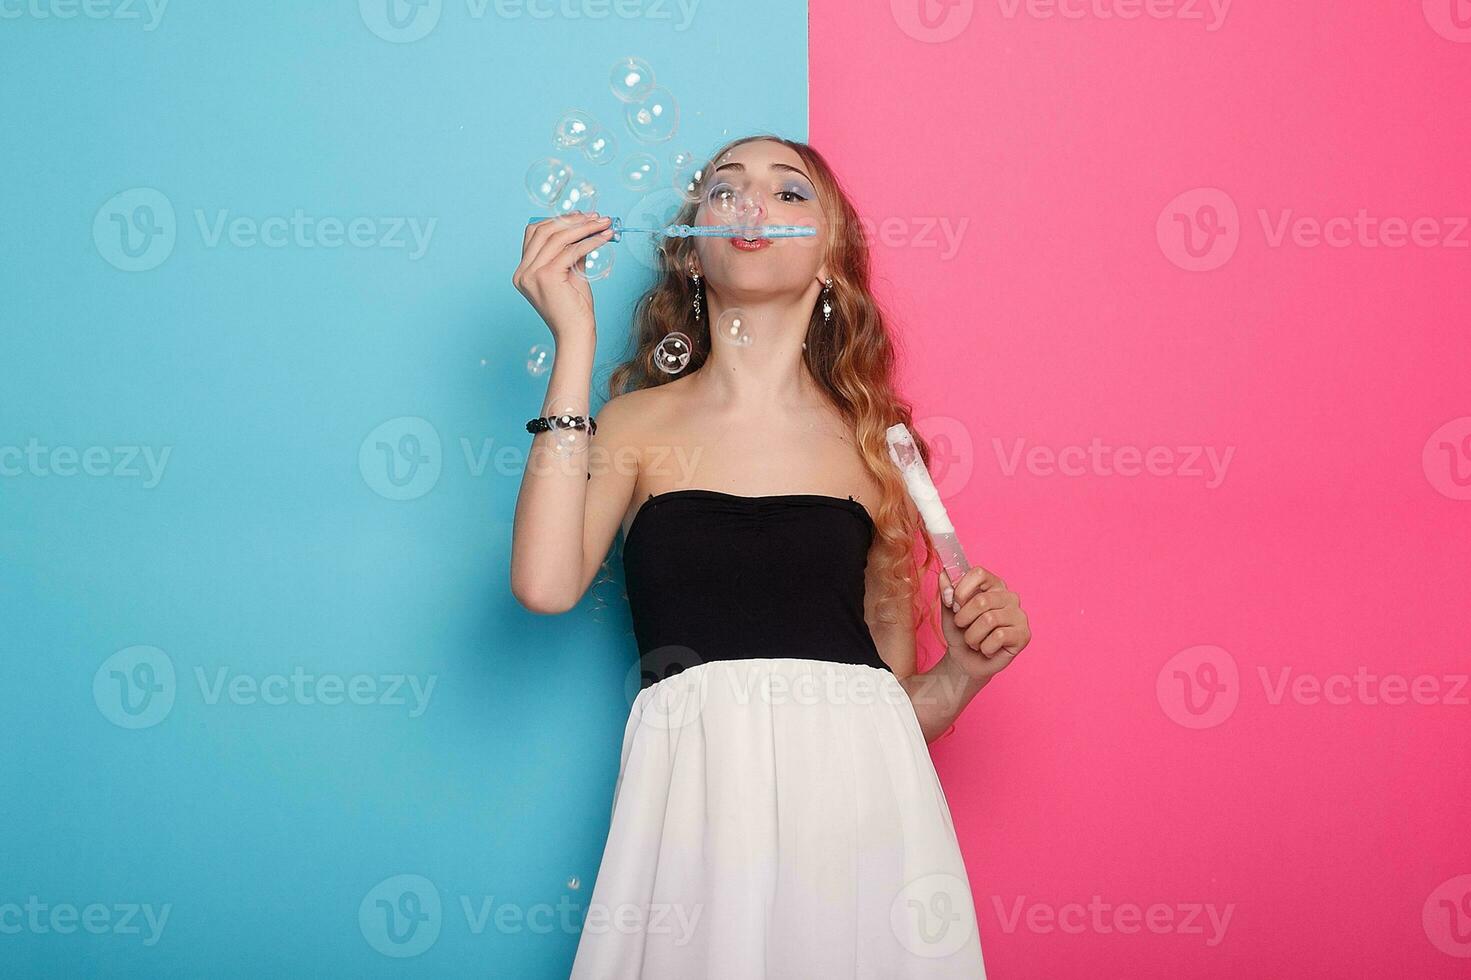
[822,278,834,326]
[690,270,702,324]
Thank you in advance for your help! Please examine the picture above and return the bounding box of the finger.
[953,590,1017,630]
[516,215,578,286]
[527,214,610,271]
[963,608,1025,658]
[562,221,617,270]
[520,212,582,270]
[524,212,591,269]
[979,624,1024,659]
[953,565,1006,607]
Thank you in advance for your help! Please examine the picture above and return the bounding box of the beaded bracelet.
[526,413,597,436]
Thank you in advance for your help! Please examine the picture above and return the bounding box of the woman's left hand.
[939,564,1031,682]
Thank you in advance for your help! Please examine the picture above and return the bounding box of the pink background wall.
[811,2,1471,976]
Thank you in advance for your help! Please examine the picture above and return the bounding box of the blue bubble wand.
[526,215,815,243]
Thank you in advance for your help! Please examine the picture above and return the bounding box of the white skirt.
[569,658,987,979]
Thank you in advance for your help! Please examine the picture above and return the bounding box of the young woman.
[511,135,1031,978]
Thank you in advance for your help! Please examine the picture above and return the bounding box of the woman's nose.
[740,190,766,222]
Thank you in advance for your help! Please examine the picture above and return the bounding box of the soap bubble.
[620,153,659,191]
[576,245,614,282]
[671,150,706,202]
[526,158,573,207]
[553,180,598,214]
[626,186,688,271]
[545,402,592,458]
[654,332,692,374]
[527,343,553,377]
[582,130,616,165]
[609,57,655,103]
[553,110,597,149]
[736,191,767,232]
[706,179,743,223]
[625,87,678,143]
[714,309,753,346]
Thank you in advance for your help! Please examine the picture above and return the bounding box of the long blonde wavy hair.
[596,134,948,654]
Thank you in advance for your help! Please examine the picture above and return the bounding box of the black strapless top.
[621,489,893,690]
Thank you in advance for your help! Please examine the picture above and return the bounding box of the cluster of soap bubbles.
[522,56,699,284]
[610,57,678,144]
[525,157,596,215]
[517,57,718,377]
[651,308,755,377]
[553,109,618,164]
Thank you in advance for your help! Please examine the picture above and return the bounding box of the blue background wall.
[0,2,806,974]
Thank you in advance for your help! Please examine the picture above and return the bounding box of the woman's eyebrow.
[713,161,814,183]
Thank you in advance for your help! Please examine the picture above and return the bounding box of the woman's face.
[690,139,827,299]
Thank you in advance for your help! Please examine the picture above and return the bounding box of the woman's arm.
[869,581,990,744]
[510,369,643,614]
[508,212,639,614]
[865,503,991,743]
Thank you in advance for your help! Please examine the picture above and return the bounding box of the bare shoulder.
[595,381,683,445]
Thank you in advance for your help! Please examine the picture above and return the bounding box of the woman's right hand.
[512,211,614,343]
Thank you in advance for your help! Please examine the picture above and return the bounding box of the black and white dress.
[569,489,987,979]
